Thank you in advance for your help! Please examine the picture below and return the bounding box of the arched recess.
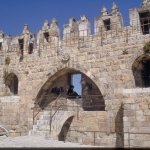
[132,54,150,87]
[5,73,19,95]
[58,116,74,142]
[35,67,105,111]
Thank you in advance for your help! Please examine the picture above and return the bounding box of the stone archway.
[33,62,107,101]
[132,54,150,87]
[35,67,105,111]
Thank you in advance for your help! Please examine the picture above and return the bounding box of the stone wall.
[123,88,150,147]
[0,0,150,148]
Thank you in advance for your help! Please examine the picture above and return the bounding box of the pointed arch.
[35,67,105,111]
[132,54,150,87]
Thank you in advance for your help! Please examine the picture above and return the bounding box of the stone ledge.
[123,88,150,94]
[0,96,20,103]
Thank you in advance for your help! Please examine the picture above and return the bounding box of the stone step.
[34,125,50,131]
[30,110,75,139]
[43,111,51,115]
[39,115,50,120]
[29,130,50,137]
[37,120,50,126]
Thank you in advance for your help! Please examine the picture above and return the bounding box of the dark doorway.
[58,116,74,142]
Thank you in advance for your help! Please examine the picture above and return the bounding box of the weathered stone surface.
[0,0,150,148]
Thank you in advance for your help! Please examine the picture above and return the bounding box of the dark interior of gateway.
[36,69,105,111]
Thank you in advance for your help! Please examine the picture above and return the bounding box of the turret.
[129,0,150,35]
[111,2,123,29]
[49,18,60,37]
[78,15,91,37]
[63,18,79,40]
[94,3,123,35]
[0,31,4,51]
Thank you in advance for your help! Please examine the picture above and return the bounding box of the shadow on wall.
[115,103,124,147]
[5,73,18,95]
[58,116,74,142]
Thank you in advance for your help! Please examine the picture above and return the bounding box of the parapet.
[94,2,123,34]
[0,1,149,60]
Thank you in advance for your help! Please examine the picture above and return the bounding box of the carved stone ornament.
[58,50,70,63]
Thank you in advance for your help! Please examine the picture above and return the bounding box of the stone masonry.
[0,0,150,148]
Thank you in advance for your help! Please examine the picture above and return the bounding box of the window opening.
[103,19,111,31]
[71,73,82,96]
[18,39,24,60]
[139,12,150,34]
[0,42,2,50]
[44,32,49,42]
[67,73,82,98]
[28,43,33,54]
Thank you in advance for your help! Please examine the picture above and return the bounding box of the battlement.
[0,1,149,61]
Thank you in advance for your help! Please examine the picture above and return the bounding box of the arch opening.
[58,116,74,142]
[5,73,18,95]
[35,68,105,111]
[132,55,150,87]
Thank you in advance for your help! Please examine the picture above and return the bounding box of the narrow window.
[18,39,24,60]
[67,73,82,98]
[28,43,33,54]
[0,42,2,50]
[141,60,150,87]
[44,32,49,42]
[103,19,111,31]
[139,12,150,35]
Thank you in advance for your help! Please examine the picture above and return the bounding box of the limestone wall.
[123,88,150,147]
[0,1,150,147]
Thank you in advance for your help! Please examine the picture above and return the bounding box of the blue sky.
[0,0,142,36]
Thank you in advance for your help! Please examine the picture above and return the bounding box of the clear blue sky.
[0,0,142,36]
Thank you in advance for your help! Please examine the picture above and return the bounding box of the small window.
[18,39,24,50]
[0,42,2,50]
[28,43,33,54]
[139,12,150,35]
[44,32,49,42]
[103,19,111,31]
[18,39,24,61]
